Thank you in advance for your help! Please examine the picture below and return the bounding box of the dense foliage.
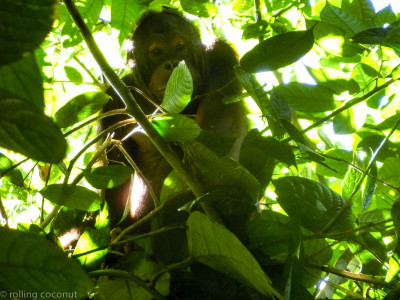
[1,0,400,299]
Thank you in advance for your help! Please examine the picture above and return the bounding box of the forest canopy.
[1,0,400,299]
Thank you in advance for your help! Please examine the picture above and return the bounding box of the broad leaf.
[342,166,363,216]
[391,197,400,237]
[54,91,109,128]
[234,67,272,117]
[97,251,170,299]
[0,0,58,66]
[0,98,67,163]
[274,176,356,233]
[240,29,314,73]
[348,0,375,25]
[320,2,367,36]
[0,153,23,185]
[162,61,193,113]
[84,165,133,189]
[187,211,282,299]
[275,83,336,112]
[62,0,104,48]
[111,0,140,45]
[74,227,108,270]
[152,114,201,142]
[371,5,397,28]
[184,141,260,202]
[40,184,101,211]
[362,162,377,211]
[180,0,217,18]
[0,55,44,110]
[64,66,83,85]
[315,149,353,179]
[0,227,93,297]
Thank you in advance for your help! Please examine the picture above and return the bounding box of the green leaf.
[268,88,292,136]
[320,2,367,36]
[74,227,108,270]
[352,27,400,46]
[184,141,260,202]
[333,108,359,134]
[377,157,400,196]
[246,211,290,259]
[0,98,67,163]
[352,28,387,45]
[315,149,353,179]
[54,91,109,128]
[0,55,44,110]
[40,184,101,211]
[274,176,356,233]
[391,197,400,236]
[240,29,314,73]
[64,66,84,85]
[0,0,58,66]
[187,211,282,299]
[241,20,270,40]
[0,153,23,185]
[0,227,93,297]
[362,162,377,211]
[348,0,375,26]
[342,167,363,215]
[275,83,336,112]
[162,61,193,113]
[97,252,170,299]
[312,20,365,57]
[371,5,397,28]
[152,114,202,142]
[84,165,133,189]
[111,0,140,45]
[240,130,286,192]
[62,0,104,48]
[180,0,217,18]
[234,67,272,117]
[359,209,391,230]
[322,79,360,95]
[351,63,378,91]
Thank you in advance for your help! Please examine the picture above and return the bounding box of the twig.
[306,263,391,288]
[112,203,165,243]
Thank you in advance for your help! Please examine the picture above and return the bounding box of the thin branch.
[150,257,192,287]
[112,202,165,243]
[306,263,391,288]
